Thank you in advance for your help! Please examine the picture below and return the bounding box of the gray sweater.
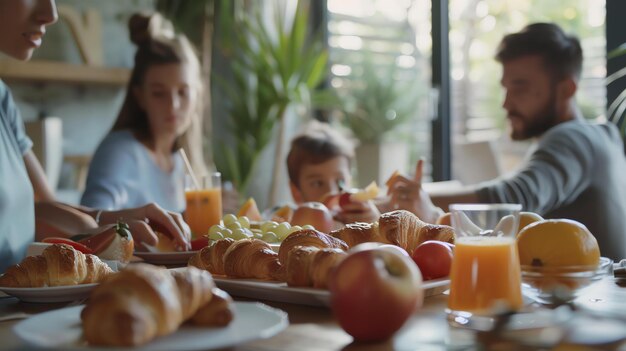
[477,119,626,261]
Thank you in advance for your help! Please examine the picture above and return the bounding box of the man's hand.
[100,203,191,251]
[387,159,443,223]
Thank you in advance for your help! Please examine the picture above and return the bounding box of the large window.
[326,0,435,183]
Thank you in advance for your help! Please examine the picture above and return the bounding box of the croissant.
[330,210,455,254]
[284,246,347,288]
[81,264,229,347]
[190,287,235,327]
[0,244,113,288]
[223,239,281,280]
[278,229,348,265]
[188,238,235,275]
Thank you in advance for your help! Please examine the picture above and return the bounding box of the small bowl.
[521,257,613,304]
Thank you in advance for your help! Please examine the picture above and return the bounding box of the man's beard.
[509,92,559,141]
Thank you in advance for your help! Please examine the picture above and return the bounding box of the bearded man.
[388,23,626,260]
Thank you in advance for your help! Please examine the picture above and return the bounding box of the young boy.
[286,123,380,224]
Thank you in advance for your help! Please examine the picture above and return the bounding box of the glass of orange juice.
[184,173,222,238]
[447,203,522,327]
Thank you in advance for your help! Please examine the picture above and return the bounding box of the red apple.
[411,240,453,280]
[291,202,335,233]
[329,247,424,342]
[349,242,410,258]
[338,190,357,208]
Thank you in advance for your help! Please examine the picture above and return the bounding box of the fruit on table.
[411,240,454,280]
[435,212,451,226]
[237,198,262,221]
[517,211,543,234]
[207,214,313,243]
[517,219,600,267]
[329,246,424,342]
[291,202,334,233]
[271,205,294,222]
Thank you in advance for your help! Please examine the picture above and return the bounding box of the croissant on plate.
[223,239,281,280]
[330,210,455,254]
[81,264,232,347]
[277,229,348,265]
[188,238,235,275]
[284,246,346,289]
[0,244,113,288]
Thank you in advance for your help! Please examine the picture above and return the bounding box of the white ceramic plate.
[14,302,288,351]
[133,251,198,265]
[214,276,450,307]
[0,284,98,303]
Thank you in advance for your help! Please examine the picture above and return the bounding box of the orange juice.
[184,188,222,238]
[448,236,523,313]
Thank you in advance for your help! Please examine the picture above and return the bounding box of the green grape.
[275,222,292,240]
[231,228,252,240]
[223,213,238,226]
[260,221,279,233]
[302,224,315,230]
[238,216,251,229]
[208,231,224,241]
[208,224,223,237]
[289,225,302,234]
[262,231,279,243]
[220,228,233,238]
[226,221,242,230]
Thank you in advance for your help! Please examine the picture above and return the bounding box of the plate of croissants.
[13,264,289,350]
[0,244,115,303]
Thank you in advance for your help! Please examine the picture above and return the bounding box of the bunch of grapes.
[207,214,314,243]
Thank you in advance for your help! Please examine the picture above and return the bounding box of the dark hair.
[286,123,354,187]
[112,13,206,174]
[496,23,583,81]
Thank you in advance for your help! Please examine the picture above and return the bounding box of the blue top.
[81,130,186,213]
[0,80,35,273]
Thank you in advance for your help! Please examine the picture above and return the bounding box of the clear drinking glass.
[183,172,222,238]
[446,203,522,328]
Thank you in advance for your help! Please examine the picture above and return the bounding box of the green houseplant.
[336,60,419,185]
[213,0,328,204]
[339,61,418,144]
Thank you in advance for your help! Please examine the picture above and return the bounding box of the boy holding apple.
[286,122,380,225]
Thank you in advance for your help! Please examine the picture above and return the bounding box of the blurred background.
[1,0,623,210]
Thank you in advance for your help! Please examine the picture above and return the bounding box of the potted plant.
[337,60,419,186]
[213,0,328,207]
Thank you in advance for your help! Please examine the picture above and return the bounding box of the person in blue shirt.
[81,13,207,213]
[0,0,190,272]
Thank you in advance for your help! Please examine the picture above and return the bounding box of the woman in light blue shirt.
[81,13,206,213]
[0,1,191,272]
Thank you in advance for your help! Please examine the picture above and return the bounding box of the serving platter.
[214,276,449,307]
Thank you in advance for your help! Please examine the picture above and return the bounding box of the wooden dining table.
[1,277,626,350]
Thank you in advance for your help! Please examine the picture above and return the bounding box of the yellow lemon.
[517,219,600,267]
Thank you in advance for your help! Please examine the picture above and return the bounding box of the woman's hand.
[100,203,191,251]
[387,159,442,223]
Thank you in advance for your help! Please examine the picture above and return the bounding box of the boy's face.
[291,156,352,203]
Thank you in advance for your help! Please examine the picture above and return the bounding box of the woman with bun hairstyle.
[0,1,191,272]
[81,13,207,212]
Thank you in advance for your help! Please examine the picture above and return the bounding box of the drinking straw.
[178,148,200,189]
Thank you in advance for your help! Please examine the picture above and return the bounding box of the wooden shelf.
[0,59,130,86]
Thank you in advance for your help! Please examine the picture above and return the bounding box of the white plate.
[0,284,98,303]
[14,302,288,351]
[214,276,450,307]
[133,251,198,265]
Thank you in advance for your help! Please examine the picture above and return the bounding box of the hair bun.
[128,13,175,46]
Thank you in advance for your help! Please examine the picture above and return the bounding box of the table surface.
[2,278,626,351]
